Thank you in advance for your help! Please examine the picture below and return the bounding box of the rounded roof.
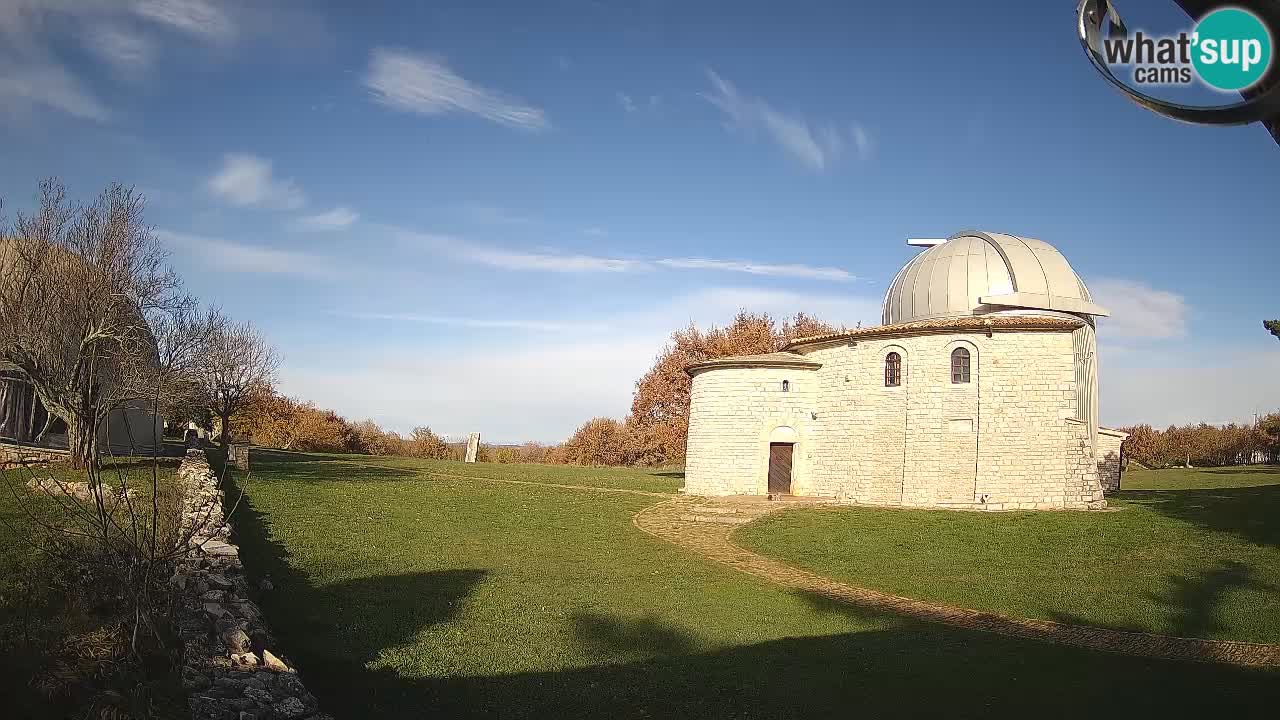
[881,231,1108,325]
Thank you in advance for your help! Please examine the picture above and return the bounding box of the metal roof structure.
[882,231,1109,326]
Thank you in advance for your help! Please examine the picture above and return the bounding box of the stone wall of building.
[684,327,1108,510]
[1097,428,1126,493]
[174,449,331,720]
[684,366,818,495]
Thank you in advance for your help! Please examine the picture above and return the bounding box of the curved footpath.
[632,495,1280,668]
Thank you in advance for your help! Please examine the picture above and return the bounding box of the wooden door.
[768,443,793,495]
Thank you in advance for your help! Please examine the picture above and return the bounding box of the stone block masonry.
[684,326,1109,510]
[173,449,331,720]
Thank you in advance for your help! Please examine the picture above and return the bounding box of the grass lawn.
[738,466,1280,645]
[227,452,1279,718]
[259,449,683,494]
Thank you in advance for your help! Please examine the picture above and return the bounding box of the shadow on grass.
[651,471,686,479]
[239,581,1280,718]
[1154,560,1279,640]
[217,456,1280,719]
[1115,484,1280,548]
[1200,466,1280,475]
[1042,558,1279,643]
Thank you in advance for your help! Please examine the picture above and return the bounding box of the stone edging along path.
[631,495,1280,668]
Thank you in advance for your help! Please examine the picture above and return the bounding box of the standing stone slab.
[464,432,480,463]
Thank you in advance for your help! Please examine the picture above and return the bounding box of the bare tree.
[0,180,180,468]
[197,318,279,447]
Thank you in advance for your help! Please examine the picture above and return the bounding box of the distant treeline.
[1119,413,1280,469]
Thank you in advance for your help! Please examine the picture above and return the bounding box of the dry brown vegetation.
[574,311,840,467]
[1119,414,1280,468]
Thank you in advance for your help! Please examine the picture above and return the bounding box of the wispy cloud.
[616,92,661,115]
[0,62,110,121]
[296,206,359,231]
[363,48,548,130]
[404,231,642,273]
[656,257,853,281]
[85,25,154,74]
[330,311,606,333]
[0,0,237,122]
[207,153,306,210]
[701,69,870,171]
[131,0,234,42]
[1090,278,1188,341]
[390,227,853,280]
[284,285,881,442]
[156,229,336,279]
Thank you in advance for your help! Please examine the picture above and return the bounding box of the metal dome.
[881,231,1109,326]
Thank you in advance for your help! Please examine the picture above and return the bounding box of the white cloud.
[656,257,853,282]
[617,92,637,113]
[85,25,154,74]
[0,61,110,121]
[393,229,643,273]
[207,153,306,210]
[852,123,873,157]
[329,311,606,333]
[390,227,855,280]
[702,69,870,171]
[1091,278,1188,341]
[363,48,548,130]
[130,0,234,42]
[296,206,359,231]
[0,0,237,122]
[156,229,336,279]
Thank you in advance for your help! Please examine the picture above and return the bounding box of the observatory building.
[682,231,1126,510]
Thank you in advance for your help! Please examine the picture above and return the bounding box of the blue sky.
[2,0,1277,442]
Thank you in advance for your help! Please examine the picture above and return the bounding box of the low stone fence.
[0,441,69,467]
[173,449,330,720]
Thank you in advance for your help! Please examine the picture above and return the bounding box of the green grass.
[738,466,1280,645]
[226,453,1279,718]
[252,448,684,493]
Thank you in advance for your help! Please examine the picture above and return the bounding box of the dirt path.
[632,495,1280,668]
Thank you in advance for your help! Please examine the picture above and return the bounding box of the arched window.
[884,352,901,387]
[781,380,790,392]
[951,347,971,384]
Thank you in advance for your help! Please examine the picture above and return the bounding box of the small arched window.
[884,352,901,387]
[781,380,790,392]
[951,347,971,384]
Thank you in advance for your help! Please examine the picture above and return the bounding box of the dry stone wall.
[173,449,330,720]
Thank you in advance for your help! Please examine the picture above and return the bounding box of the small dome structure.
[882,231,1108,325]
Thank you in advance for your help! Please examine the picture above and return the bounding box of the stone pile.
[25,476,136,501]
[173,449,330,720]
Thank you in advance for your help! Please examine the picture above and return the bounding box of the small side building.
[682,231,1126,510]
